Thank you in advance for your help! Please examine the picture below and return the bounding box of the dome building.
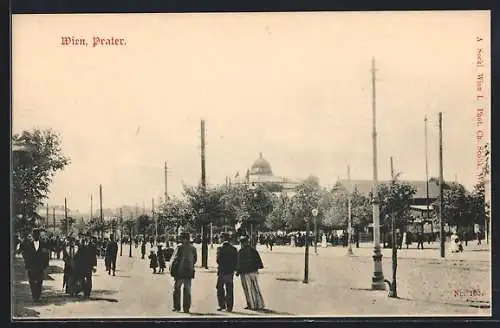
[233,153,301,192]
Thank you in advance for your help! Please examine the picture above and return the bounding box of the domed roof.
[250,153,273,175]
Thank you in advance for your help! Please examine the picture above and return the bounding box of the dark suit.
[74,243,97,297]
[216,242,238,311]
[21,239,50,301]
[105,241,119,274]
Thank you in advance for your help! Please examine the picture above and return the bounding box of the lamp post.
[312,208,318,255]
[248,182,258,248]
[303,215,310,284]
[347,165,353,256]
[128,220,133,257]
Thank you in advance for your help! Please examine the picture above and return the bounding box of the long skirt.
[240,272,265,310]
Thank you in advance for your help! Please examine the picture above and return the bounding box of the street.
[13,243,490,318]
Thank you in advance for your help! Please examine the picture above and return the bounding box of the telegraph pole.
[64,198,68,235]
[164,161,169,200]
[99,184,103,238]
[424,116,430,222]
[347,165,353,256]
[52,207,56,234]
[439,112,445,258]
[152,198,157,244]
[90,194,93,220]
[389,156,398,298]
[371,57,385,290]
[120,208,123,256]
[201,120,208,269]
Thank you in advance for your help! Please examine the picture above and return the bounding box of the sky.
[12,11,491,213]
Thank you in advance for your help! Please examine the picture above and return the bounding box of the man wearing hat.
[169,232,197,313]
[105,234,119,276]
[216,232,238,312]
[21,228,50,302]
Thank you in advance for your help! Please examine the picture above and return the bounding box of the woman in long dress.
[236,235,265,311]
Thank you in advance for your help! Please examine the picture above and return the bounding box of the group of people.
[148,243,174,273]
[16,228,121,301]
[168,232,265,313]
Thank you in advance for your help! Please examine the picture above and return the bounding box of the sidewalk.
[12,245,491,318]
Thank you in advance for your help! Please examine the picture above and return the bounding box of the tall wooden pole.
[371,57,384,290]
[153,198,157,244]
[201,120,208,269]
[424,116,430,222]
[439,112,445,258]
[347,165,353,256]
[90,194,93,220]
[164,162,169,201]
[64,198,68,235]
[99,184,103,238]
[389,156,398,297]
[119,208,123,256]
[52,207,56,234]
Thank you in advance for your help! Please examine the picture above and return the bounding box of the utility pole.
[90,194,93,220]
[164,161,169,200]
[201,119,208,269]
[347,165,353,256]
[439,112,445,258]
[64,198,68,235]
[100,184,103,239]
[152,198,157,244]
[120,208,123,256]
[424,116,430,223]
[389,156,398,298]
[371,57,385,290]
[52,207,56,234]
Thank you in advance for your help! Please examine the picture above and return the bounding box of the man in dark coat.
[216,232,238,312]
[105,234,119,276]
[21,228,50,302]
[74,234,97,297]
[169,232,197,313]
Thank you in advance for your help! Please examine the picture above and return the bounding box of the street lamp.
[312,208,319,255]
[303,215,310,284]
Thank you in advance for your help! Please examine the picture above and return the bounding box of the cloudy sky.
[12,11,490,213]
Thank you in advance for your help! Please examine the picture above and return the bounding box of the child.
[149,250,158,273]
[157,245,166,273]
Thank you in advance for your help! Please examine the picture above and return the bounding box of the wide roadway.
[13,242,490,318]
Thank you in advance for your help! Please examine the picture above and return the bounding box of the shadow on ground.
[12,258,118,318]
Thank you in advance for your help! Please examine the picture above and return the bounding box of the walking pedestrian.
[236,235,265,311]
[169,232,197,313]
[158,244,166,273]
[417,231,424,250]
[149,250,158,273]
[141,241,146,259]
[74,234,97,298]
[20,228,50,302]
[216,232,238,312]
[105,234,119,276]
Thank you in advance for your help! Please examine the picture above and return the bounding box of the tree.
[87,217,107,237]
[12,129,70,232]
[377,180,417,232]
[60,216,76,235]
[289,179,322,231]
[136,214,152,236]
[432,182,473,231]
[266,193,290,231]
[159,196,192,235]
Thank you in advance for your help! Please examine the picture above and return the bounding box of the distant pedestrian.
[158,244,166,273]
[149,251,158,273]
[170,232,197,313]
[105,234,119,276]
[141,241,146,259]
[417,232,424,250]
[216,232,238,312]
[268,234,274,251]
[236,235,265,311]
